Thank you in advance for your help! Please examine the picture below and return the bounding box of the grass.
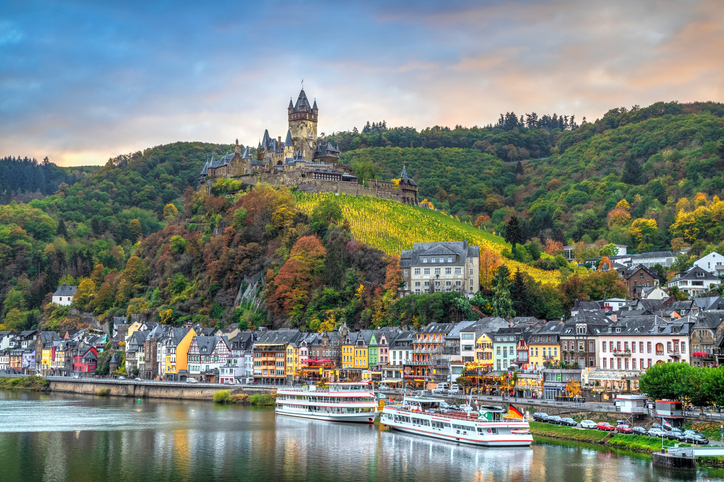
[214,391,276,406]
[0,376,49,391]
[97,388,111,397]
[530,421,689,453]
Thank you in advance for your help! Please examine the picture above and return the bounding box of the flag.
[378,393,389,400]
[663,419,672,427]
[507,404,524,419]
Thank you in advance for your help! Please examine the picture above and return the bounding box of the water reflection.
[0,391,722,481]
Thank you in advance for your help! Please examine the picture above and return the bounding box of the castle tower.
[288,89,318,162]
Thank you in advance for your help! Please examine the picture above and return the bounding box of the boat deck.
[391,407,521,423]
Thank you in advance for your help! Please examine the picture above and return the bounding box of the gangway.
[666,446,724,457]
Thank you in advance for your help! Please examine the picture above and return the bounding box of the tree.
[621,157,643,184]
[491,266,515,318]
[123,256,147,284]
[599,244,620,257]
[510,269,531,317]
[73,278,96,310]
[639,362,694,402]
[56,218,67,237]
[129,219,143,241]
[629,218,658,251]
[232,207,248,230]
[163,203,179,220]
[310,198,343,236]
[504,216,523,247]
[479,249,502,290]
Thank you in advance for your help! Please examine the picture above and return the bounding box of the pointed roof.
[242,146,251,159]
[288,98,294,109]
[313,99,318,110]
[293,89,312,112]
[200,159,209,176]
[285,130,293,146]
[400,165,417,186]
[262,129,270,146]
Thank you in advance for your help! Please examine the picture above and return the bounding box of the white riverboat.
[381,397,533,447]
[275,382,379,423]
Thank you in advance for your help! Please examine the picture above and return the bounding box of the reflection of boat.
[381,397,533,447]
[275,382,378,423]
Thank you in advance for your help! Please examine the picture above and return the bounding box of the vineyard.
[296,193,563,285]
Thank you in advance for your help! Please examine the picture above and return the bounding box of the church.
[199,88,418,205]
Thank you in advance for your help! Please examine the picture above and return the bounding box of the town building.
[52,283,77,306]
[668,266,722,296]
[695,252,724,277]
[399,241,480,297]
[622,265,659,299]
[632,251,676,268]
[528,322,565,370]
[187,336,232,381]
[253,330,304,385]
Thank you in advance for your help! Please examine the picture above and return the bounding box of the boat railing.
[394,407,527,423]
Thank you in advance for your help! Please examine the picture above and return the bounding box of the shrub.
[230,393,250,405]
[213,390,232,404]
[249,393,276,406]
[98,388,111,397]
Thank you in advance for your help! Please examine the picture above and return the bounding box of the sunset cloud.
[0,0,722,165]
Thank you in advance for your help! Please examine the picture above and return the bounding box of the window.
[469,279,473,286]
[632,343,636,353]
[602,342,606,353]
[423,258,428,263]
[624,342,628,351]
[553,348,557,357]
[632,359,637,370]
[589,341,594,352]
[445,280,451,286]
[423,268,430,275]
[424,281,430,287]
[617,358,621,369]
[414,268,421,275]
[578,342,584,352]
[667,342,672,352]
[469,268,473,275]
[648,359,652,368]
[445,268,452,275]
[403,270,408,277]
[563,341,568,350]
[414,281,421,287]
[647,342,652,353]
[455,267,462,275]
[434,268,441,275]
[447,257,453,263]
[625,358,629,370]
[496,346,500,355]
[617,342,621,351]
[640,358,644,369]
[610,341,614,352]
[455,280,462,286]
[439,258,444,263]
[603,358,607,368]
[414,289,421,295]
[681,342,686,354]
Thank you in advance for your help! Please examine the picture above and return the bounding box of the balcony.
[668,350,682,358]
[612,350,631,357]
[543,355,555,361]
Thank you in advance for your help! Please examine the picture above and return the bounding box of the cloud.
[0,0,722,165]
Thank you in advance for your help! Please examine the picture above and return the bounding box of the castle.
[199,89,418,204]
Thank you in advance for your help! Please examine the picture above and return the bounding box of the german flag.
[507,404,524,419]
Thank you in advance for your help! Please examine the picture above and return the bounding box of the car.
[134,377,143,381]
[448,388,461,395]
[616,424,633,434]
[651,423,662,430]
[560,418,578,427]
[580,420,597,429]
[597,422,615,431]
[632,427,649,436]
[186,378,199,383]
[432,383,448,394]
[665,428,686,440]
[533,412,550,422]
[548,416,563,425]
[682,430,709,444]
[72,374,81,379]
[648,428,666,437]
[117,376,126,380]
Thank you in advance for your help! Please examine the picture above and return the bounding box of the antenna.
[301,79,304,90]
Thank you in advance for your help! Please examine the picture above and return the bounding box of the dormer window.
[422,258,428,263]
[615,327,621,333]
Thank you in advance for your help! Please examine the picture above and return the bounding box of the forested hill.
[0,157,100,203]
[333,101,724,253]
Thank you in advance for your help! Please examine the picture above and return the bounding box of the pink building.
[597,317,693,372]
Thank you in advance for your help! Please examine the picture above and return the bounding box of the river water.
[1,390,722,482]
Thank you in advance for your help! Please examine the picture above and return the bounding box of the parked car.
[648,428,666,437]
[560,418,578,427]
[580,420,597,429]
[632,426,649,436]
[597,422,615,431]
[448,387,461,395]
[651,423,662,430]
[616,424,633,434]
[134,377,143,381]
[432,383,448,394]
[548,416,563,425]
[682,430,709,444]
[186,378,199,384]
[117,376,126,380]
[533,412,550,422]
[665,428,686,440]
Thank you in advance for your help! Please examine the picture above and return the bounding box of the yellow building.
[126,321,143,342]
[166,327,196,380]
[342,342,354,369]
[528,323,564,369]
[286,343,300,379]
[474,333,494,370]
[41,347,53,374]
[354,345,369,369]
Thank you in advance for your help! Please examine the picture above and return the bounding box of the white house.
[632,251,676,268]
[694,252,724,277]
[52,284,77,306]
[668,266,722,297]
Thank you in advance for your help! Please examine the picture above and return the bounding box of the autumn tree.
[479,249,502,291]
[629,218,658,250]
[163,203,179,220]
[123,256,147,284]
[73,278,96,311]
[129,219,143,241]
[543,239,563,256]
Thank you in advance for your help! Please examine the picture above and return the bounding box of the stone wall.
[49,379,273,401]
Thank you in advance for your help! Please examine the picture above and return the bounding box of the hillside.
[335,102,724,256]
[295,193,562,285]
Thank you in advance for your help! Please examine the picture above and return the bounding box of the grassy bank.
[214,390,276,406]
[529,422,685,453]
[0,376,49,391]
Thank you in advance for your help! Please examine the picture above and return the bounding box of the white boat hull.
[275,407,376,423]
[386,423,533,447]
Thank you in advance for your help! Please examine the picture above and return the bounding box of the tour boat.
[381,397,533,447]
[275,381,379,423]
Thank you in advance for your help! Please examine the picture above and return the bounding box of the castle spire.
[234,138,241,154]
[285,129,293,146]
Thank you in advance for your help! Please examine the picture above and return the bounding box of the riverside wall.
[48,379,274,401]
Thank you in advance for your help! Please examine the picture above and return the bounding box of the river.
[0,390,722,482]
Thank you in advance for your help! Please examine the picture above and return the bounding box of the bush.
[249,393,276,406]
[213,390,232,404]
[230,393,250,404]
[98,388,111,397]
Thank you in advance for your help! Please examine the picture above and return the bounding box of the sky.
[1,0,723,166]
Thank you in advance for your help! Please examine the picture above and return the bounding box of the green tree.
[491,266,515,318]
[510,269,530,317]
[129,219,143,241]
[639,362,693,402]
[621,157,643,184]
[504,216,523,247]
[232,207,248,230]
[599,243,620,257]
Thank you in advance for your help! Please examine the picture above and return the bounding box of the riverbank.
[0,376,49,391]
[530,421,724,468]
[213,390,275,406]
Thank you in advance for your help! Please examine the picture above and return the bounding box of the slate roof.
[53,284,77,297]
[195,336,227,355]
[419,322,456,335]
[694,311,724,330]
[255,329,303,345]
[694,296,724,311]
[285,130,293,146]
[623,265,659,280]
[633,251,675,259]
[672,266,720,282]
[400,241,479,268]
[400,165,417,186]
[292,89,313,113]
